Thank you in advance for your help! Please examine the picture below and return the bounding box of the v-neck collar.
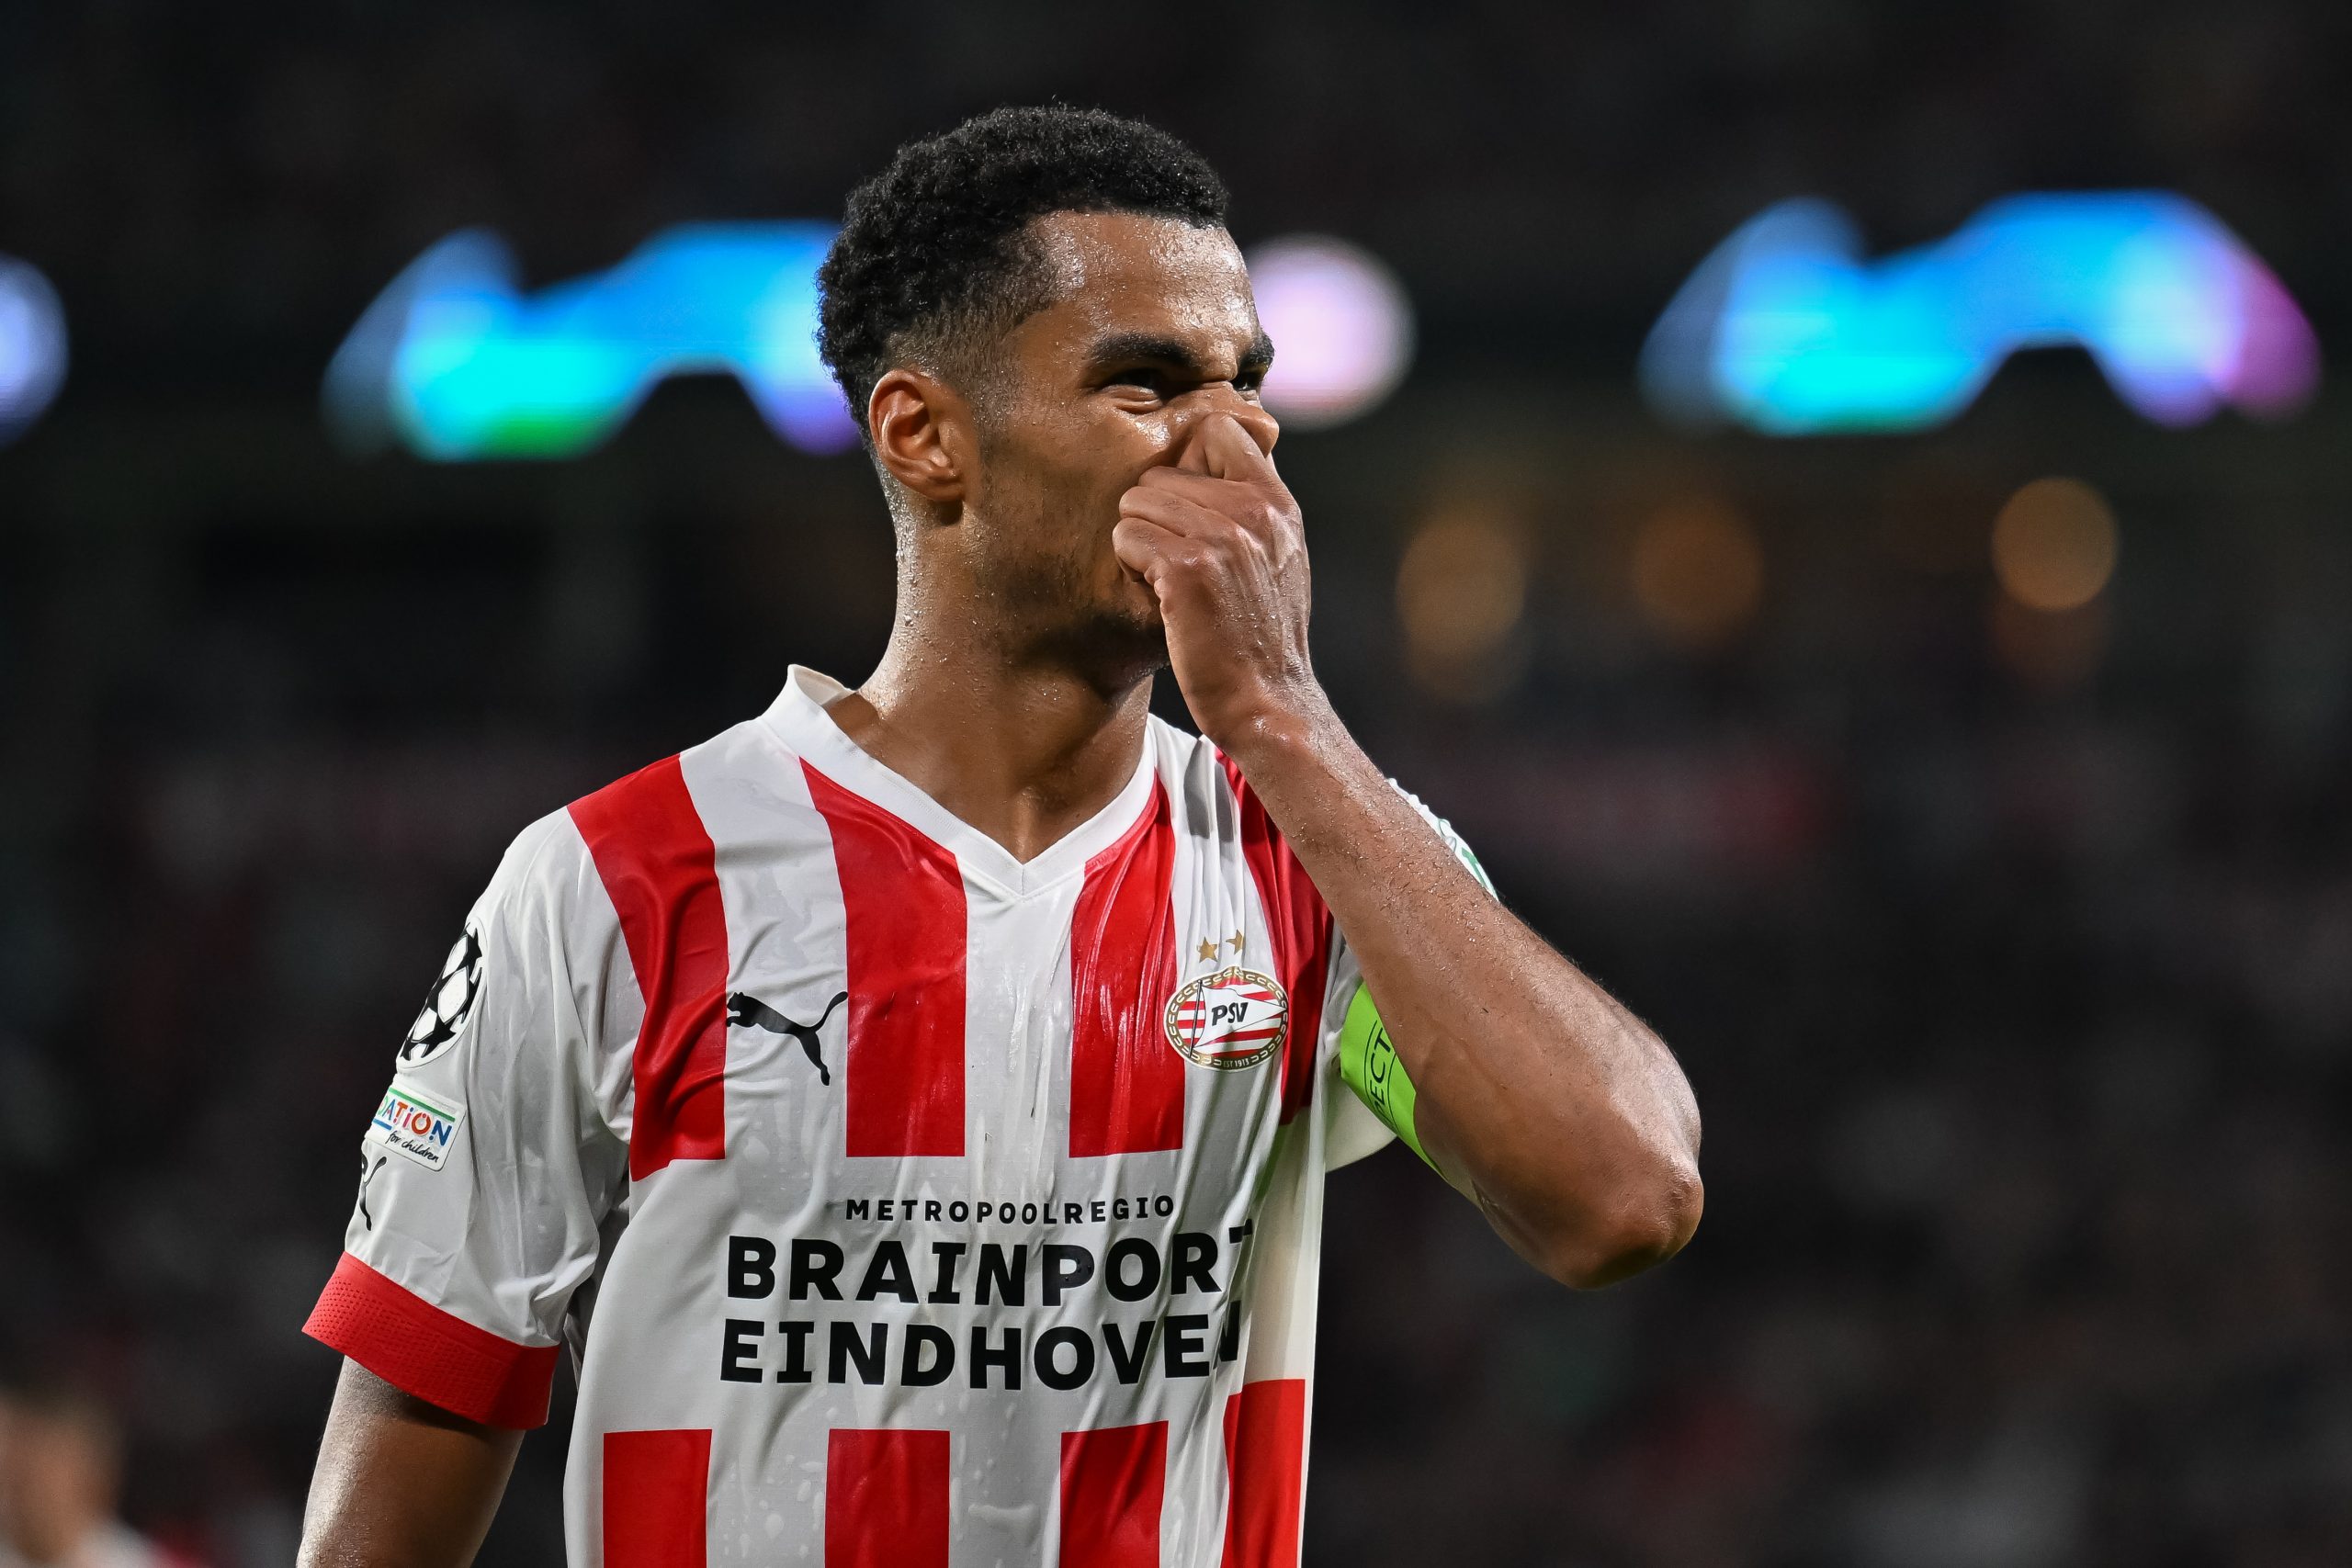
[759,665,1159,901]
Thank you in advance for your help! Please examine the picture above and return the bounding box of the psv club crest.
[1164,966,1288,1071]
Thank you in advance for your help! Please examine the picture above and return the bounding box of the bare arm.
[300,1360,522,1568]
[1216,707,1701,1284]
[1115,412,1702,1287]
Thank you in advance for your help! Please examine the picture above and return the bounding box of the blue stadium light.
[1641,193,2319,434]
[326,224,856,460]
[0,256,67,447]
[328,225,1414,461]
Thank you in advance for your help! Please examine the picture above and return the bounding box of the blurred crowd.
[5,4,2352,1567]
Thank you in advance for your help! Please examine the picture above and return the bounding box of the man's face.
[954,210,1277,677]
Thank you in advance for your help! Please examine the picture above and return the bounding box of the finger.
[1131,466,1259,504]
[1130,468,1296,557]
[1119,485,1254,542]
[1132,464,1294,523]
[1111,514,1189,586]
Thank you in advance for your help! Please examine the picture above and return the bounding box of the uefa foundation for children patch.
[369,1081,467,1170]
[1164,966,1287,1070]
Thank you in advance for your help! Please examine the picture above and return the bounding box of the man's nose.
[1170,385,1279,457]
[1227,398,1280,456]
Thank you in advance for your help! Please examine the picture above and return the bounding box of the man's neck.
[824,622,1156,864]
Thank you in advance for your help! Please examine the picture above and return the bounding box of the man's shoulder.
[561,698,831,836]
[567,711,787,812]
[474,716,775,919]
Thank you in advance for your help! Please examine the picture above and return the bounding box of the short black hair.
[817,106,1229,430]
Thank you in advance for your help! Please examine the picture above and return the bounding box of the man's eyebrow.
[1083,331,1277,378]
[1084,333,1211,376]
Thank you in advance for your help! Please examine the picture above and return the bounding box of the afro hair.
[816,106,1229,431]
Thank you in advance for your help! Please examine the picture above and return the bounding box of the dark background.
[6,3,2352,1564]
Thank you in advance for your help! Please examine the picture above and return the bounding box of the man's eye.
[1110,369,1171,395]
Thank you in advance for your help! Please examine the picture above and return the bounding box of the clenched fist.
[1113,414,1329,751]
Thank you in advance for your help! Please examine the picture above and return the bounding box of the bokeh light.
[330,226,1415,459]
[1992,477,2119,612]
[1642,192,2320,434]
[1247,236,1414,430]
[1630,497,1766,649]
[325,224,856,461]
[0,256,67,446]
[1396,505,1527,694]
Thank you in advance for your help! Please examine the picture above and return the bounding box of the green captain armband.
[1337,984,1439,1174]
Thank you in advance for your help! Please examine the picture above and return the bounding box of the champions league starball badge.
[398,924,485,1069]
[1164,966,1287,1070]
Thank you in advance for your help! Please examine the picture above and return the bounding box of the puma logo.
[357,1153,388,1231]
[726,990,847,1085]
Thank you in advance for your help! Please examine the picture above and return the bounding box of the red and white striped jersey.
[305,666,1456,1568]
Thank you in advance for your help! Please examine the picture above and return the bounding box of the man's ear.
[868,367,970,507]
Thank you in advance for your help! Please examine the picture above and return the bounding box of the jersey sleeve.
[302,811,628,1428]
[1322,783,1497,1175]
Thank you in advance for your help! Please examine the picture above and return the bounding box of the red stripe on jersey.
[1217,756,1331,1123]
[1069,779,1184,1157]
[570,755,732,1179]
[1220,1379,1307,1568]
[826,1428,950,1568]
[803,763,967,1157]
[604,1428,710,1568]
[302,1252,559,1429]
[1061,1421,1168,1568]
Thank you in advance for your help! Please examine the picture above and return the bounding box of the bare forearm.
[300,1360,523,1568]
[1223,699,1702,1285]
[1111,412,1699,1281]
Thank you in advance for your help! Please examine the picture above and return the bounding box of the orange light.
[1396,505,1528,694]
[1629,497,1764,649]
[1991,478,2118,612]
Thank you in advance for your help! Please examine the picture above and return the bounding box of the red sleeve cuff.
[304,1252,560,1429]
